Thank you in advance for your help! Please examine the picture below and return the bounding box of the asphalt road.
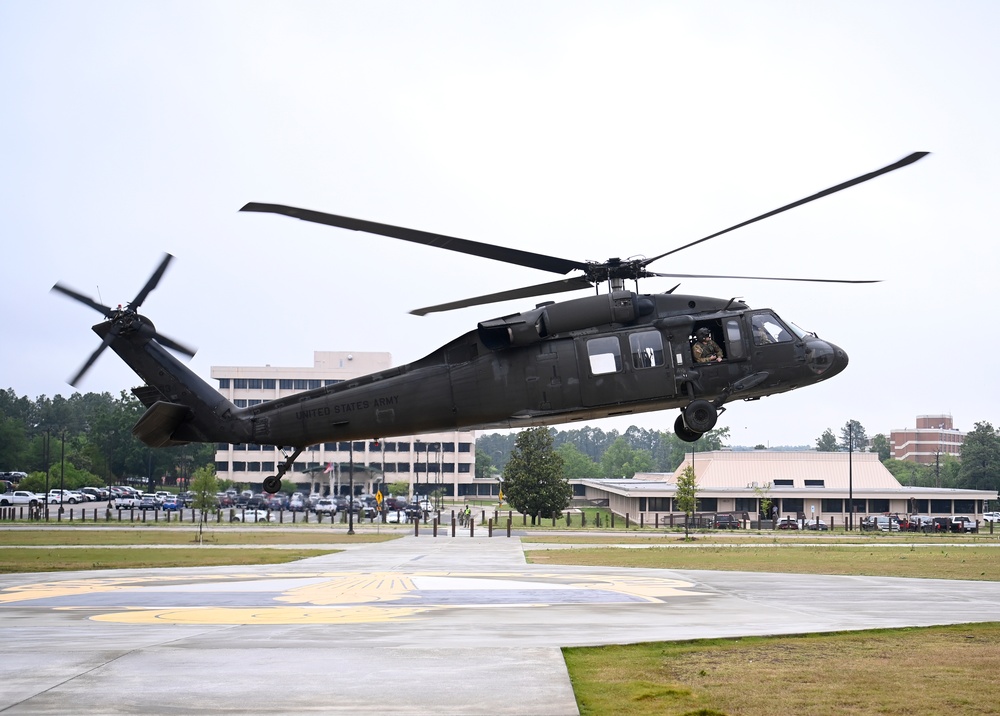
[2,533,1000,715]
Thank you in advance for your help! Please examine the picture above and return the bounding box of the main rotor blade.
[411,276,594,316]
[241,203,589,276]
[131,253,174,309]
[647,271,880,283]
[51,283,113,316]
[644,151,929,266]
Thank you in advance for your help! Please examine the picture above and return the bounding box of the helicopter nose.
[806,340,848,377]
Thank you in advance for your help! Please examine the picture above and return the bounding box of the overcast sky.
[2,1,997,448]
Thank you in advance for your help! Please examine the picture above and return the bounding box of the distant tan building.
[211,351,491,499]
[573,450,996,523]
[890,414,966,464]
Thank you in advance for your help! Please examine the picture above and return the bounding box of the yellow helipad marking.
[89,605,429,625]
[3,570,704,625]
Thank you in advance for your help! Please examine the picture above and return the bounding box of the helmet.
[696,327,711,339]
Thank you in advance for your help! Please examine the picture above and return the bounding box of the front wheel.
[683,399,718,433]
[674,414,702,443]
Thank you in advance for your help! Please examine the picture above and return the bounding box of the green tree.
[474,448,495,479]
[815,428,838,452]
[502,427,570,523]
[870,433,891,461]
[556,443,600,479]
[675,464,698,540]
[840,419,868,452]
[190,464,219,541]
[959,421,1000,491]
[599,437,654,478]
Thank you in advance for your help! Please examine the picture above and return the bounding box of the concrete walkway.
[2,534,1000,714]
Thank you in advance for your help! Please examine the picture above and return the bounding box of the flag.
[324,462,334,474]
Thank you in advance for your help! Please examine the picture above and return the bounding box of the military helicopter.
[53,152,926,494]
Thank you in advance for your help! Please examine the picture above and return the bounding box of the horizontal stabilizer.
[132,401,191,448]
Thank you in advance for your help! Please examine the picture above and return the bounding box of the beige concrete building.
[211,351,491,499]
[574,450,997,525]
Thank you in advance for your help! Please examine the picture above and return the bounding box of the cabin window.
[725,319,745,359]
[751,312,794,345]
[587,336,623,375]
[629,331,664,369]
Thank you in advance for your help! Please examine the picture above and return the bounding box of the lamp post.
[347,443,355,535]
[59,430,66,515]
[848,423,854,531]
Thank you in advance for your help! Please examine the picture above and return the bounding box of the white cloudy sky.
[1,0,997,448]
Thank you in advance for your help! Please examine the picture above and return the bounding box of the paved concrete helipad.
[2,534,1000,714]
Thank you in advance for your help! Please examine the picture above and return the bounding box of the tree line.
[0,387,214,493]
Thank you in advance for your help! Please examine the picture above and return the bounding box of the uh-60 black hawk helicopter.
[53,152,927,494]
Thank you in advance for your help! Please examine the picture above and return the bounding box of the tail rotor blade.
[51,283,112,315]
[69,331,116,386]
[131,253,173,309]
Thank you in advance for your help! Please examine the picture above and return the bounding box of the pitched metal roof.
[638,450,902,490]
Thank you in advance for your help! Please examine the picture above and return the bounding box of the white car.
[230,509,273,523]
[314,498,338,516]
[982,512,1000,523]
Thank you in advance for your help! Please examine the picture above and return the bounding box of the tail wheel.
[683,399,718,433]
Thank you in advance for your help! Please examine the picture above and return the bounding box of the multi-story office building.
[890,414,966,464]
[211,351,489,499]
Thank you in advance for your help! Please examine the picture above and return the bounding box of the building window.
[443,442,455,452]
[234,379,248,389]
[262,379,275,389]
[383,463,396,473]
[280,379,294,390]
[397,462,410,472]
[218,379,230,389]
[822,499,844,512]
[458,443,471,453]
[782,498,804,514]
[338,442,350,450]
[233,444,246,451]
[324,443,337,450]
[324,379,342,386]
[247,379,262,389]
[804,479,825,487]
[458,464,471,473]
[696,497,718,512]
[248,462,261,472]
[869,499,889,513]
[647,497,671,511]
[215,461,229,472]
[234,400,247,408]
[232,462,246,471]
[443,463,455,473]
[262,462,275,472]
[293,380,309,390]
[384,443,397,452]
[216,443,229,450]
[398,442,411,452]
[368,442,382,451]
[773,479,794,487]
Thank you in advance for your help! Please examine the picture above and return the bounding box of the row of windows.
[218,378,344,390]
[636,497,981,515]
[217,461,472,474]
[218,442,473,453]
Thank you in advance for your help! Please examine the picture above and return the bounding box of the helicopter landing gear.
[674,415,702,443]
[674,399,720,443]
[262,447,304,494]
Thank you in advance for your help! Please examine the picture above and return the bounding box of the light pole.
[347,443,355,535]
[848,423,854,531]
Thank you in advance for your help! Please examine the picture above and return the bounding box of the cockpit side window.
[629,331,664,369]
[751,312,794,345]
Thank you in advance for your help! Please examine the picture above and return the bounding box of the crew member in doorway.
[692,327,724,363]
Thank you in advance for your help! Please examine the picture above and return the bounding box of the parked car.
[138,494,160,510]
[314,498,337,516]
[950,516,978,533]
[161,495,180,510]
[804,519,828,531]
[713,514,740,529]
[983,512,1000,523]
[230,509,273,523]
[776,517,799,530]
